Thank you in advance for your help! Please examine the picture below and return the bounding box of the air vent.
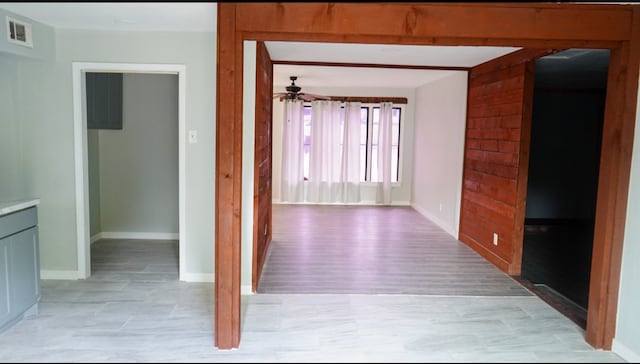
[6,16,33,48]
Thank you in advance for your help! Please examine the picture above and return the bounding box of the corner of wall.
[613,339,640,363]
[0,8,55,61]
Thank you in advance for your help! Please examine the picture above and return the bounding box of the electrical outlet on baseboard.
[493,232,499,246]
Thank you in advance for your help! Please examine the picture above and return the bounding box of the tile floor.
[0,210,628,362]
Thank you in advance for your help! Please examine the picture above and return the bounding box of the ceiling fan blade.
[298,94,316,102]
[300,93,331,100]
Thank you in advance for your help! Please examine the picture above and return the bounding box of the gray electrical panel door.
[86,72,123,130]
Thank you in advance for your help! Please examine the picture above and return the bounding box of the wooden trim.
[214,3,241,350]
[252,41,274,293]
[252,42,260,293]
[327,96,408,104]
[459,232,511,272]
[272,60,469,72]
[458,70,473,244]
[586,8,640,349]
[235,3,633,41]
[216,2,640,350]
[472,48,561,76]
[511,60,536,276]
[248,32,622,49]
[276,96,408,104]
[442,2,634,11]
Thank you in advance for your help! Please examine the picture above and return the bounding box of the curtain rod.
[324,96,408,104]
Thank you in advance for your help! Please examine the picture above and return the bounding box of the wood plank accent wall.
[252,41,273,292]
[459,49,552,275]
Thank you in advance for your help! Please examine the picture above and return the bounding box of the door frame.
[215,3,640,350]
[71,62,187,280]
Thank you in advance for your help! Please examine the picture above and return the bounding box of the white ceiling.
[0,2,522,89]
[267,42,520,69]
[273,65,461,90]
[269,42,520,89]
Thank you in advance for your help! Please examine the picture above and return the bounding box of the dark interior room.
[520,48,610,328]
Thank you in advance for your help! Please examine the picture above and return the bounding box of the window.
[302,106,312,180]
[368,106,402,183]
[302,103,402,183]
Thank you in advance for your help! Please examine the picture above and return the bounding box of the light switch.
[188,130,198,144]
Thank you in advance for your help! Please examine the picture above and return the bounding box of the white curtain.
[307,100,343,202]
[280,100,305,202]
[307,101,361,203]
[376,102,393,204]
[339,102,362,203]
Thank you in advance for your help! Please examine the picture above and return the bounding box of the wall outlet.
[493,232,499,246]
[439,203,443,212]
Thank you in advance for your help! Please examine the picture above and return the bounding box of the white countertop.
[0,199,40,217]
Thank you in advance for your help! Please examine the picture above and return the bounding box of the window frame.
[363,104,404,184]
[301,102,405,185]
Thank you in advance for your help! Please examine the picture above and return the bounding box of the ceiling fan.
[273,76,331,102]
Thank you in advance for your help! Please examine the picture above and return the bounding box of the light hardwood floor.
[0,214,627,362]
[259,205,531,296]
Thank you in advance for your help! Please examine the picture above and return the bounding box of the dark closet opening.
[519,49,609,329]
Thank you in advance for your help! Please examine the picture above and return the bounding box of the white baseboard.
[612,339,640,363]
[272,200,411,206]
[99,232,179,240]
[40,270,79,280]
[180,273,214,283]
[241,285,254,295]
[390,200,411,206]
[23,302,39,318]
[90,233,102,244]
[411,203,457,238]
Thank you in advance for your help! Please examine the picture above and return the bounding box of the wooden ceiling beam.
[236,3,633,42]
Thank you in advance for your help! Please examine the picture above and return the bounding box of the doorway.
[519,49,610,328]
[71,63,187,280]
[87,72,180,278]
[216,3,639,350]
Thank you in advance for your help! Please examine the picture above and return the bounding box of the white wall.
[87,129,101,236]
[613,78,640,362]
[241,41,256,294]
[17,29,215,277]
[97,73,179,236]
[0,57,24,200]
[0,8,55,61]
[272,86,416,205]
[411,72,468,237]
[3,11,639,355]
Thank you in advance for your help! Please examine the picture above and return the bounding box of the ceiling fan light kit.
[273,76,331,102]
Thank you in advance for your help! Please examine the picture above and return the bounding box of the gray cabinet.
[0,207,40,333]
[86,72,123,130]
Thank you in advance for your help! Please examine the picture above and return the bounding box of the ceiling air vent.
[6,16,33,48]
